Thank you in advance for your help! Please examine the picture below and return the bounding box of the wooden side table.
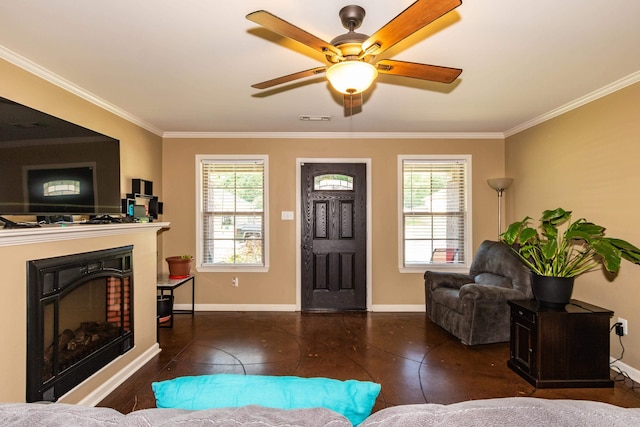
[508,299,613,388]
[157,274,195,329]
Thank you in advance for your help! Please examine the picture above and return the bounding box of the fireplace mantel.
[0,220,168,404]
[0,222,170,247]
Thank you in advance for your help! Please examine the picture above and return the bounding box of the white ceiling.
[1,0,639,137]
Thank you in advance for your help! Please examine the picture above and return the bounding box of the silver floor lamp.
[487,177,513,237]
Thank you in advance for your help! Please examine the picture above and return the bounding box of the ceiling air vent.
[300,115,331,121]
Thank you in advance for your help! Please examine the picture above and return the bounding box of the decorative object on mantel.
[487,177,513,237]
[166,255,193,279]
[501,207,640,307]
[122,178,163,222]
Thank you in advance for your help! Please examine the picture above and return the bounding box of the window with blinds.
[198,156,267,269]
[400,156,469,268]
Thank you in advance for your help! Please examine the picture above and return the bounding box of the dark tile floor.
[99,311,640,414]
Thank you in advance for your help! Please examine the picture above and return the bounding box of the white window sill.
[197,265,269,273]
[400,265,470,274]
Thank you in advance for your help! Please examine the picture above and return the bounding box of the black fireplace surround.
[26,246,134,402]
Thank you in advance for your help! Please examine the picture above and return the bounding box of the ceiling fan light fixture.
[326,61,378,95]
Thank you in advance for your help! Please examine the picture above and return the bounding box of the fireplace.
[26,246,134,402]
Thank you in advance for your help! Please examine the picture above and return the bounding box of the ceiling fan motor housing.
[339,5,366,31]
[328,37,371,62]
[328,5,371,63]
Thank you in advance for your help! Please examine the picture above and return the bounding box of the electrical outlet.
[232,277,239,287]
[617,317,628,336]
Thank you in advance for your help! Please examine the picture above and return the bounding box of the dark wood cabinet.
[508,299,614,388]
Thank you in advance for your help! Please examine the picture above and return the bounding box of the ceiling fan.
[246,0,463,116]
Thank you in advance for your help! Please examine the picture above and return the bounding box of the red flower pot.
[166,256,192,279]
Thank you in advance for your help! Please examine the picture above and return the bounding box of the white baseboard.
[610,358,640,384]
[177,303,297,312]
[73,343,161,407]
[175,304,426,312]
[370,304,425,312]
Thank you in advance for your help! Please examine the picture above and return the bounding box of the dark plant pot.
[166,256,192,278]
[531,274,575,308]
[157,295,174,319]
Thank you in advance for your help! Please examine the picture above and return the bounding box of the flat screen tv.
[0,97,121,217]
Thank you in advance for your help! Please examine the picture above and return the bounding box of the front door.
[301,163,367,311]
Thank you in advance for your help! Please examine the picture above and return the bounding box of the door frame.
[295,158,372,311]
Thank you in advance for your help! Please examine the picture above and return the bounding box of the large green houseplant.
[501,208,640,307]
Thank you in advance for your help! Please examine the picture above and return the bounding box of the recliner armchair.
[424,240,533,345]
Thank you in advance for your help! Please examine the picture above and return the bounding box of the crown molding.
[0,44,163,137]
[163,131,505,140]
[4,42,637,141]
[504,71,640,138]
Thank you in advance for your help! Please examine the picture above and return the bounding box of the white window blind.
[401,158,468,267]
[200,158,265,267]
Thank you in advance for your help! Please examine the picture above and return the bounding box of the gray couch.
[424,240,533,345]
[2,398,640,426]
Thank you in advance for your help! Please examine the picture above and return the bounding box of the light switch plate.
[281,211,294,220]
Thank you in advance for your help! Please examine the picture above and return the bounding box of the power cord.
[609,325,625,365]
[609,323,640,394]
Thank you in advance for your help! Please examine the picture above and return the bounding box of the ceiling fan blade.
[251,67,327,90]
[247,10,342,59]
[344,93,363,117]
[376,59,461,83]
[362,0,461,56]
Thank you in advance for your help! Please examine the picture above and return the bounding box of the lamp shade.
[487,177,513,191]
[326,61,378,94]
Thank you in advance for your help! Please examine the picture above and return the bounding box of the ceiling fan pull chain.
[349,94,354,133]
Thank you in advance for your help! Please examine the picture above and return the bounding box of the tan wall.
[1,59,164,402]
[505,82,640,370]
[162,137,506,307]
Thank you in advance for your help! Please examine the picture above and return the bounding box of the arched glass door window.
[43,180,81,196]
[314,174,354,190]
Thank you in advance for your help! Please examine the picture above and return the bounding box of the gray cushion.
[126,405,351,426]
[474,272,512,288]
[0,403,124,427]
[3,398,640,426]
[0,403,351,427]
[360,397,640,426]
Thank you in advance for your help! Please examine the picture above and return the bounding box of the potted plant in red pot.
[501,208,640,307]
[166,255,193,279]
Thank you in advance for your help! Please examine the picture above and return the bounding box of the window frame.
[196,154,269,273]
[397,154,472,273]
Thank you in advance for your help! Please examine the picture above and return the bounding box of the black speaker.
[148,197,163,219]
[131,179,153,196]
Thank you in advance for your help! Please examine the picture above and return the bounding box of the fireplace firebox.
[26,246,134,402]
